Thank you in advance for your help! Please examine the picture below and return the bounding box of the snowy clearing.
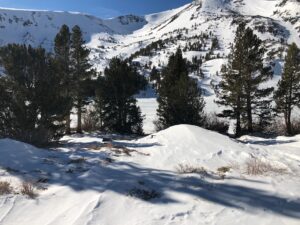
[0,125,299,225]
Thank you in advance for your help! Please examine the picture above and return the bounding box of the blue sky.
[0,0,192,18]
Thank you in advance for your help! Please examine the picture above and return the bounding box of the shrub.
[82,110,99,132]
[21,182,37,199]
[204,113,229,134]
[264,118,300,136]
[0,181,12,195]
[217,166,231,174]
[245,158,286,175]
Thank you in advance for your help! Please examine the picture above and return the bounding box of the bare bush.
[82,110,99,132]
[21,182,37,199]
[176,163,208,175]
[245,158,286,175]
[266,118,300,136]
[0,181,12,195]
[203,113,229,134]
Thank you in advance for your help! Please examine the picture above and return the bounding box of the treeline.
[0,24,147,146]
[0,22,299,146]
[149,23,300,137]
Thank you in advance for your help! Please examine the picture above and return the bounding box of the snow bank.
[135,125,251,170]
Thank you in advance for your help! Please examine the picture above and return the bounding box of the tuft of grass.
[217,166,231,174]
[217,166,231,179]
[176,163,208,175]
[0,181,13,195]
[21,182,37,199]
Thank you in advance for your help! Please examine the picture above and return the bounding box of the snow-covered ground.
[0,125,299,225]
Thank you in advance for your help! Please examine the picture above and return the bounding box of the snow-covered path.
[0,125,300,225]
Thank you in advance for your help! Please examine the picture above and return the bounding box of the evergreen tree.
[216,55,244,137]
[0,44,68,145]
[70,25,94,133]
[274,43,300,135]
[156,48,205,130]
[96,57,146,135]
[149,66,160,90]
[216,23,273,136]
[54,24,72,134]
[238,24,273,133]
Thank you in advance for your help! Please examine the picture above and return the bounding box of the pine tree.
[274,43,300,135]
[216,55,244,137]
[216,23,273,136]
[0,44,68,145]
[95,57,146,135]
[156,48,205,130]
[238,24,273,133]
[149,66,160,90]
[70,25,94,133]
[54,24,72,134]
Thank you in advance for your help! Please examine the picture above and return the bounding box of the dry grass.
[217,166,231,179]
[245,158,287,175]
[217,166,231,174]
[21,182,37,199]
[176,163,208,175]
[0,181,13,195]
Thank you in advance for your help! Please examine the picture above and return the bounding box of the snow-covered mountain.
[0,8,146,49]
[0,0,299,69]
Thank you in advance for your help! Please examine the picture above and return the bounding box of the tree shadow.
[0,138,300,219]
[239,139,296,146]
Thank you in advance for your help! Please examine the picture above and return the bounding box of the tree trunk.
[236,112,242,138]
[65,114,71,135]
[235,96,242,137]
[286,108,292,136]
[77,99,82,133]
[246,95,253,133]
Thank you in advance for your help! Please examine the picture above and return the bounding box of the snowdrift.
[136,125,254,170]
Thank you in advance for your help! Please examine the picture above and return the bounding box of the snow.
[1,2,300,223]
[1,125,300,224]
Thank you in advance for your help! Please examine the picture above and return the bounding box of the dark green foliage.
[238,24,273,133]
[96,58,147,135]
[156,48,205,130]
[274,43,300,135]
[216,57,244,136]
[0,44,68,146]
[129,40,166,59]
[70,25,94,133]
[54,24,72,134]
[211,37,219,51]
[217,23,273,136]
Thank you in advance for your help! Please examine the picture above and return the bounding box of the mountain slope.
[0,8,146,49]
